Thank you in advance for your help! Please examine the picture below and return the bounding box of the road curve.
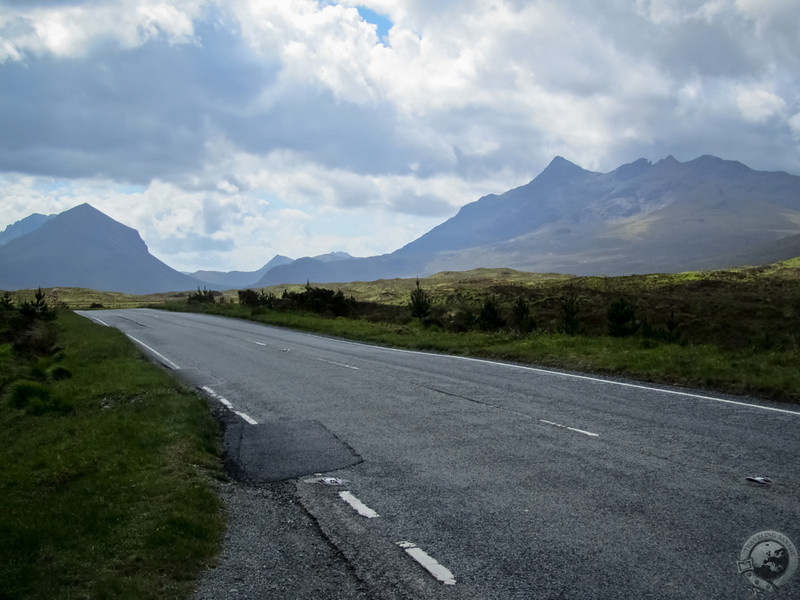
[77,309,800,599]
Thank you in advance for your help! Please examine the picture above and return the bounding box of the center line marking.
[249,340,267,346]
[397,541,456,586]
[339,491,379,518]
[316,357,359,370]
[538,419,600,437]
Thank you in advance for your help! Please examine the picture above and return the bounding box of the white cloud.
[1,0,799,271]
[0,0,205,60]
[736,87,786,123]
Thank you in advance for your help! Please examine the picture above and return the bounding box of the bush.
[511,297,535,333]
[478,296,505,331]
[560,293,581,335]
[6,379,71,415]
[408,280,432,322]
[238,289,260,307]
[187,287,218,305]
[607,297,639,338]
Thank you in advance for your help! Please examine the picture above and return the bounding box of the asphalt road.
[77,309,800,599]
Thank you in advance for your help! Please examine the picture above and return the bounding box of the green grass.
[0,311,224,600]
[160,259,800,402]
[8,259,800,401]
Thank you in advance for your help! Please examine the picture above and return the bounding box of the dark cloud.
[0,20,277,184]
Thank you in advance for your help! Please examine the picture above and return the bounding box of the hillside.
[263,155,800,284]
[0,203,208,294]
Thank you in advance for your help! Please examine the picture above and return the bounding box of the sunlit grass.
[0,311,224,599]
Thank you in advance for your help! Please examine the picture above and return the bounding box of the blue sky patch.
[357,6,393,44]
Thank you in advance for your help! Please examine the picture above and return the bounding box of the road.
[77,308,800,599]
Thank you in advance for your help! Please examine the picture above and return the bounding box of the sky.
[1,0,799,272]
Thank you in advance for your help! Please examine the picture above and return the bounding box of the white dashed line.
[538,419,600,437]
[339,491,380,518]
[249,340,267,346]
[397,541,456,585]
[316,357,359,370]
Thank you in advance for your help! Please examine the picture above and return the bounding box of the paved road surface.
[77,309,800,599]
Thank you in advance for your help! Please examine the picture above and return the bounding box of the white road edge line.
[396,541,456,586]
[200,386,258,425]
[359,344,800,417]
[234,411,258,425]
[126,334,181,370]
[338,491,380,518]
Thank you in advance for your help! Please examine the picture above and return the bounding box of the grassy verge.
[0,311,224,600]
[163,300,800,402]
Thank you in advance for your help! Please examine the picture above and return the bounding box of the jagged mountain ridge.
[2,154,799,293]
[258,154,800,283]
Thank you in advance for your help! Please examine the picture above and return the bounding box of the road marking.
[249,340,267,346]
[538,419,599,437]
[316,357,359,370]
[200,386,258,424]
[339,491,380,518]
[367,344,800,417]
[234,411,258,425]
[91,316,110,327]
[396,541,456,586]
[126,334,181,370]
[425,386,600,437]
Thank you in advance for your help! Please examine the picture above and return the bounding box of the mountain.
[0,203,209,294]
[190,255,295,289]
[259,155,800,283]
[3,155,798,293]
[0,213,55,245]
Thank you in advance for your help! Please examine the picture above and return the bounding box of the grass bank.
[0,310,224,600]
[162,260,800,402]
[165,302,800,401]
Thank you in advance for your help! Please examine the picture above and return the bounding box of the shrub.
[511,296,535,333]
[238,289,260,307]
[8,380,49,409]
[408,279,432,322]
[478,296,505,331]
[560,292,581,335]
[187,287,217,305]
[607,297,639,338]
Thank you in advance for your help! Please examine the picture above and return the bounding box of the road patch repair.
[224,417,363,483]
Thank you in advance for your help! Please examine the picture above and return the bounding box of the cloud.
[0,0,798,271]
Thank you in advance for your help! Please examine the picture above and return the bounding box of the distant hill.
[0,213,55,245]
[3,155,799,293]
[260,155,800,283]
[0,203,209,294]
[190,255,295,289]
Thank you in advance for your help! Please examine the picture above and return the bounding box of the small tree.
[408,279,432,322]
[238,289,260,307]
[511,296,535,333]
[478,296,505,331]
[560,292,581,335]
[607,297,639,337]
[187,287,216,305]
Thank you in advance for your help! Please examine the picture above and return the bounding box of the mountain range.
[1,154,799,293]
